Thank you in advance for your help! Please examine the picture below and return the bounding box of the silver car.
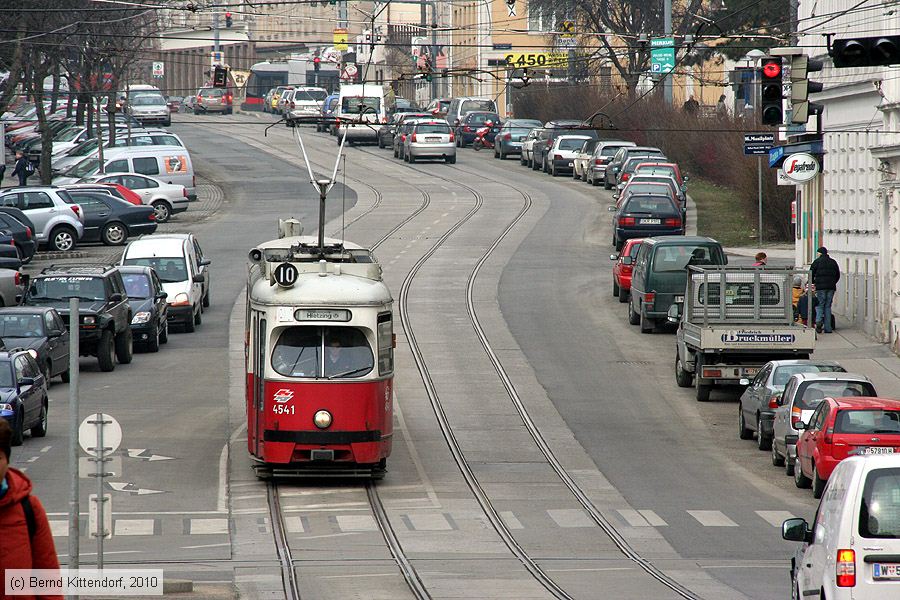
[772,372,877,475]
[404,121,456,164]
[584,141,636,186]
[738,360,845,451]
[0,187,85,252]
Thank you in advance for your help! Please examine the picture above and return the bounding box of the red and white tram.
[245,225,394,477]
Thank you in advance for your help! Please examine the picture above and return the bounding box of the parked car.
[378,112,429,149]
[738,360,846,452]
[0,348,50,445]
[783,454,900,599]
[262,88,276,113]
[404,120,456,164]
[446,97,497,129]
[796,396,900,498]
[167,96,181,113]
[393,118,429,160]
[583,141,637,186]
[454,111,500,147]
[60,183,143,206]
[617,155,671,188]
[611,193,684,250]
[546,135,593,176]
[610,238,642,302]
[604,146,666,189]
[773,372,877,475]
[183,94,197,111]
[81,173,189,223]
[425,97,451,118]
[52,130,185,175]
[118,265,168,352]
[63,191,157,245]
[493,119,542,159]
[572,139,600,180]
[0,307,70,383]
[520,128,544,168]
[618,175,686,219]
[533,122,599,174]
[634,161,685,187]
[276,88,295,116]
[0,187,85,252]
[195,87,233,115]
[0,211,36,263]
[127,93,171,126]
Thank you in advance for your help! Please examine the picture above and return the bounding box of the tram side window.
[272,326,374,379]
[377,313,393,375]
[272,327,321,377]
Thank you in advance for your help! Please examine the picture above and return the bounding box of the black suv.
[24,265,133,372]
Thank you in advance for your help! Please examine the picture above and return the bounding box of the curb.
[163,579,193,594]
[33,250,87,261]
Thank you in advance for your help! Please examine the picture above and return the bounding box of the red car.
[610,238,643,302]
[795,396,900,498]
[634,161,684,186]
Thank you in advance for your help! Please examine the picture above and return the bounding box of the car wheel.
[164,119,171,127]
[394,148,399,158]
[184,309,196,333]
[49,226,77,252]
[408,154,416,164]
[613,280,620,297]
[794,457,811,488]
[604,178,613,190]
[618,288,629,303]
[160,320,169,344]
[152,201,172,223]
[101,221,128,245]
[447,156,456,164]
[785,453,795,476]
[812,464,827,499]
[573,168,580,180]
[757,415,772,451]
[31,402,48,438]
[42,362,51,387]
[378,137,384,148]
[203,288,210,308]
[60,368,70,383]
[639,310,654,334]
[146,322,160,353]
[498,149,505,160]
[772,443,785,467]
[738,406,753,439]
[531,158,539,170]
[696,383,711,402]
[675,356,693,387]
[551,164,559,177]
[519,155,526,166]
[98,329,115,372]
[628,299,640,325]
[11,412,24,446]
[115,328,133,364]
[193,107,200,115]
[194,306,202,325]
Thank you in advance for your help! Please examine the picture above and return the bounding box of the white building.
[797,0,900,348]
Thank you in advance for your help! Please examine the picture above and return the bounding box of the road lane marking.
[284,516,305,533]
[181,542,231,550]
[189,518,229,535]
[638,510,668,526]
[335,515,378,532]
[114,519,155,536]
[40,446,51,453]
[405,513,454,531]
[26,456,38,463]
[500,511,524,530]
[547,509,594,528]
[393,390,440,508]
[687,510,738,527]
[49,521,67,537]
[756,510,795,527]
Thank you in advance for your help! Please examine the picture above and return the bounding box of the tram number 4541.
[504,52,568,68]
[273,404,295,415]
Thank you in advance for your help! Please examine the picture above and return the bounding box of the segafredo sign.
[782,152,820,183]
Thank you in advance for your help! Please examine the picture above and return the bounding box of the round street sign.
[78,413,123,457]
[345,64,358,77]
[783,152,820,183]
[273,262,299,287]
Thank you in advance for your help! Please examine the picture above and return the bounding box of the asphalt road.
[11,111,849,599]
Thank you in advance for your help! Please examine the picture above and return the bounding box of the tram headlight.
[313,410,332,429]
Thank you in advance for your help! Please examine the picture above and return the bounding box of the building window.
[528,5,558,32]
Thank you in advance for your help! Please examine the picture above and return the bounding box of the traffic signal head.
[759,57,783,126]
[224,11,233,28]
[213,65,227,88]
[832,36,900,68]
[790,54,824,124]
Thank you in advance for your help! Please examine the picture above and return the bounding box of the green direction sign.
[650,37,675,74]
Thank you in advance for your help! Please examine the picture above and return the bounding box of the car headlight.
[132,311,151,324]
[170,292,190,306]
[82,316,96,325]
[313,410,332,429]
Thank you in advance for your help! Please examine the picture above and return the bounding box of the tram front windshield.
[272,326,374,379]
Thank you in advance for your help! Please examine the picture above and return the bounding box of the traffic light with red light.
[225,12,233,28]
[759,57,783,126]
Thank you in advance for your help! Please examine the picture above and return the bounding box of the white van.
[783,454,900,599]
[120,234,210,333]
[54,145,196,200]
[335,83,386,142]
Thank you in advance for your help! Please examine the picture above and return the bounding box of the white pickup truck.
[669,266,817,401]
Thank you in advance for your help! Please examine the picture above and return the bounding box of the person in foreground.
[0,419,61,600]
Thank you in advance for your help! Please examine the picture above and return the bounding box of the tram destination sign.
[295,309,352,322]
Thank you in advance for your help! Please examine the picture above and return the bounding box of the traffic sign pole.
[758,156,764,247]
[67,297,79,598]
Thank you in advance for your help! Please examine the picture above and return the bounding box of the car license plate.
[743,367,759,376]
[426,137,440,142]
[640,218,661,225]
[874,563,900,578]
[864,447,896,455]
[675,295,684,303]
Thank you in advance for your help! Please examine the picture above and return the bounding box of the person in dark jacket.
[10,150,31,187]
[810,246,840,333]
[0,419,61,600]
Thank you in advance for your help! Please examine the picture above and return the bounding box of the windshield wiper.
[327,366,370,380]
[25,296,58,302]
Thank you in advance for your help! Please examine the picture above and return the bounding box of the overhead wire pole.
[663,0,673,106]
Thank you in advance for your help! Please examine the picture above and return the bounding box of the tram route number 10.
[274,262,299,288]
[504,52,568,68]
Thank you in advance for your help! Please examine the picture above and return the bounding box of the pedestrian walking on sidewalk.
[810,246,840,333]
[10,150,33,187]
[753,252,767,266]
[0,419,62,600]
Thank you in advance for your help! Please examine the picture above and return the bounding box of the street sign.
[493,43,513,51]
[79,456,122,478]
[650,37,675,74]
[210,51,224,68]
[503,52,568,68]
[88,494,112,539]
[79,414,122,457]
[768,144,785,168]
[743,132,775,155]
[560,21,575,37]
[151,62,164,78]
[333,28,348,51]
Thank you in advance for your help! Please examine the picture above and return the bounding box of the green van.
[628,236,726,333]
